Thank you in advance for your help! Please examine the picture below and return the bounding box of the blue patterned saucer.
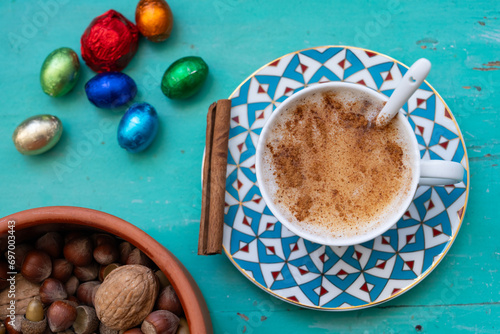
[222,46,469,310]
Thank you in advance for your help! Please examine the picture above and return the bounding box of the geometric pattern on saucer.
[223,46,469,310]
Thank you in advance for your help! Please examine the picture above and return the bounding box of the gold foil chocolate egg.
[13,115,63,155]
[135,0,174,42]
[40,47,80,97]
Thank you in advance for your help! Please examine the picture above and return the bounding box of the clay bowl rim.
[0,206,212,334]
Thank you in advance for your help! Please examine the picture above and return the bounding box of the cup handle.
[419,160,464,186]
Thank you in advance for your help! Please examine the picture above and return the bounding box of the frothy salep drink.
[260,87,416,239]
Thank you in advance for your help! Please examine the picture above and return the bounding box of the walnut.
[0,274,41,321]
[94,265,159,330]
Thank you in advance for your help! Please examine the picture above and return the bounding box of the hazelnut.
[94,265,159,330]
[63,237,93,267]
[67,295,80,304]
[22,250,52,283]
[40,278,68,305]
[35,232,64,258]
[5,243,33,271]
[63,298,79,308]
[22,299,47,334]
[126,249,153,268]
[0,323,5,334]
[0,260,8,290]
[51,259,73,282]
[46,300,77,332]
[93,244,119,266]
[99,263,120,281]
[64,232,81,244]
[155,286,183,317]
[176,318,190,334]
[123,329,143,334]
[73,306,98,334]
[141,311,179,334]
[65,276,80,296]
[118,242,133,264]
[76,281,101,306]
[92,234,117,247]
[5,315,23,334]
[99,323,118,334]
[74,262,99,282]
[154,270,170,289]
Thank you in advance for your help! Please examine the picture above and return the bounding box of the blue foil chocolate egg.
[117,103,159,153]
[85,72,137,108]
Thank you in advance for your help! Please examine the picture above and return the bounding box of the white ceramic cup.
[255,82,464,246]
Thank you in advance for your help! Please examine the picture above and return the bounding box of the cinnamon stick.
[198,99,231,255]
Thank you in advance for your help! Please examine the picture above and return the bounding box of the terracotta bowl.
[0,206,212,334]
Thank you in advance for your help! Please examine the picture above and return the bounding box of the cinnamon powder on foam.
[262,89,414,238]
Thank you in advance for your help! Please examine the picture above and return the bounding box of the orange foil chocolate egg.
[135,0,174,42]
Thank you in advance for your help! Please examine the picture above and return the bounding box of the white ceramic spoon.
[375,58,431,127]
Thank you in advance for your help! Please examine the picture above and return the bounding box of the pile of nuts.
[0,231,189,334]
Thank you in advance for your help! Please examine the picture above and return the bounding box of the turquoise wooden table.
[1,0,498,332]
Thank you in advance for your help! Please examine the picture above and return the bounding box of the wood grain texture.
[0,0,498,332]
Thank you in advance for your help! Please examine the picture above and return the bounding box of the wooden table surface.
[1,0,498,332]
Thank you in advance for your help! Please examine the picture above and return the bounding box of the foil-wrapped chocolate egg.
[81,10,139,73]
[135,0,174,42]
[13,115,63,155]
[40,47,80,97]
[117,103,159,153]
[161,56,209,99]
[85,72,137,109]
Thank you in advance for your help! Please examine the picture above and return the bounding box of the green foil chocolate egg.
[40,47,80,97]
[161,56,208,99]
[13,115,63,155]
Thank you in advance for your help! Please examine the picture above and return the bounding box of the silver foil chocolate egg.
[13,115,63,155]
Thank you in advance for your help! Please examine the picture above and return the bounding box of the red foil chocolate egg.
[81,10,139,73]
[135,0,174,42]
